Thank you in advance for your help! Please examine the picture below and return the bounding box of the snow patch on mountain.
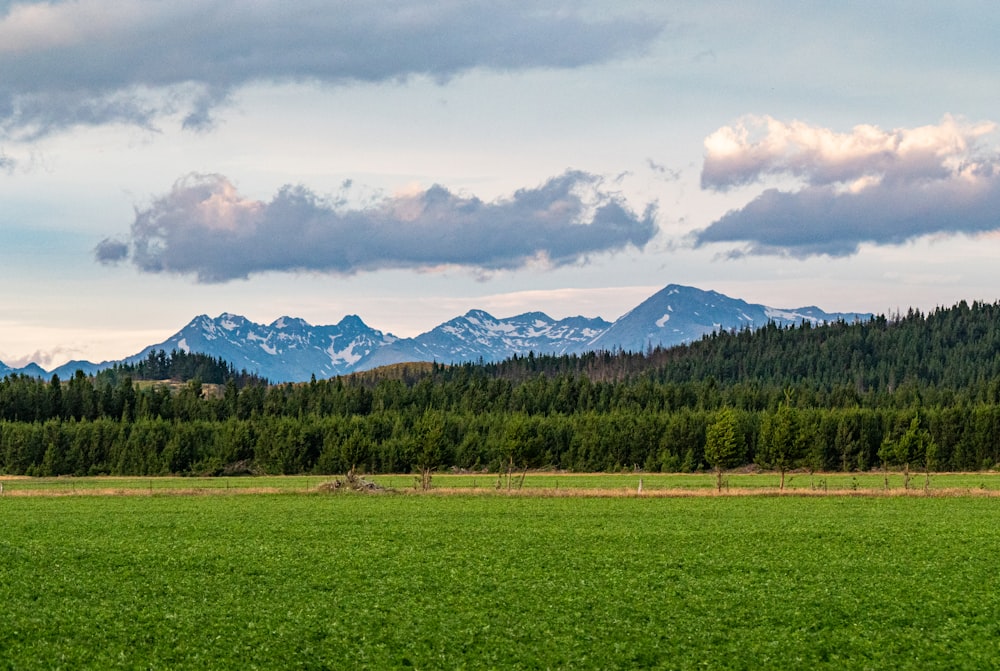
[327,343,363,366]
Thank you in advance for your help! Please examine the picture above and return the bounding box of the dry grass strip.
[397,486,1000,498]
[2,487,291,498]
[5,480,1000,499]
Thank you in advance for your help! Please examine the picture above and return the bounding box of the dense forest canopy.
[96,350,268,388]
[3,300,1000,477]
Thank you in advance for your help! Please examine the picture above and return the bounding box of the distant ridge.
[1,284,872,382]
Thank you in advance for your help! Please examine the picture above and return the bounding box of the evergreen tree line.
[2,298,1000,476]
[97,350,268,387]
[0,404,995,477]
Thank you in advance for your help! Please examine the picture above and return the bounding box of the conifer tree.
[705,407,741,491]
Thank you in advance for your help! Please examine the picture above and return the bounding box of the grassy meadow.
[3,489,1000,669]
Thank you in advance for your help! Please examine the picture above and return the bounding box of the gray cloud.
[94,238,129,263]
[0,1,663,138]
[696,116,1000,256]
[96,171,658,282]
[697,175,1000,257]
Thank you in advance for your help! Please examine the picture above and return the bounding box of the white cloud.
[701,114,996,190]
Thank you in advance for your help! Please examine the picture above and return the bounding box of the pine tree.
[705,408,741,491]
[759,400,799,489]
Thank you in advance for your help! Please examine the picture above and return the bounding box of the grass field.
[3,492,1000,669]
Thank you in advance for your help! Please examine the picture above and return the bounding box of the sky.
[2,1,1000,369]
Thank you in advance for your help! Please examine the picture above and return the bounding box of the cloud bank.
[96,171,658,282]
[0,0,663,137]
[696,115,1000,256]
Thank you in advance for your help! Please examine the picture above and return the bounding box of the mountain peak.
[589,284,870,353]
[461,309,496,322]
[336,314,369,329]
[216,313,251,330]
[510,311,553,322]
[269,316,312,330]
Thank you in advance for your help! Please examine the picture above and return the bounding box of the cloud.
[695,115,1000,256]
[0,0,663,138]
[701,114,995,191]
[94,238,129,263]
[96,171,658,282]
[646,158,680,181]
[1,347,78,370]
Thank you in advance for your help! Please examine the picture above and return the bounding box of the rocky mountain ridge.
[1,284,871,382]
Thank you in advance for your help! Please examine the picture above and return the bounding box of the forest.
[2,299,1000,477]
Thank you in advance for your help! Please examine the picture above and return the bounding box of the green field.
[3,493,1000,669]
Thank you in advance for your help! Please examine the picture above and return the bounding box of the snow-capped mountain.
[1,284,873,382]
[127,312,398,382]
[360,310,612,370]
[586,284,869,353]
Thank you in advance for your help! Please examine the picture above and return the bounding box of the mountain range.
[1,284,871,382]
